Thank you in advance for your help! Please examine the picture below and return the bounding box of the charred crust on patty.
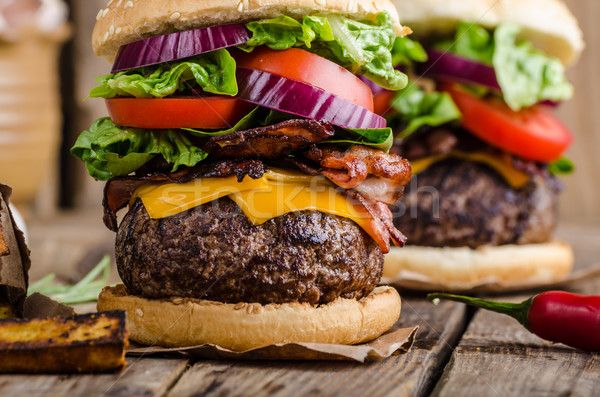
[116,198,384,305]
[393,159,558,248]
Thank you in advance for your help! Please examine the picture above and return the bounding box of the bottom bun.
[383,241,574,291]
[98,285,401,350]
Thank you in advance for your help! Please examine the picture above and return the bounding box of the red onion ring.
[236,68,386,130]
[358,75,390,96]
[418,49,500,90]
[111,23,250,73]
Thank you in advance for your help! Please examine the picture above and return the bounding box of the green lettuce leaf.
[184,107,303,137]
[391,36,428,67]
[186,106,393,150]
[440,22,573,111]
[493,24,573,110]
[325,127,394,152]
[437,23,494,64]
[548,156,574,175]
[388,84,462,139]
[70,118,208,181]
[241,13,407,90]
[72,110,395,180]
[89,49,238,99]
[183,107,264,137]
[72,109,273,180]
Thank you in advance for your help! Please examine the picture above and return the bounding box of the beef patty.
[393,159,559,248]
[116,198,383,305]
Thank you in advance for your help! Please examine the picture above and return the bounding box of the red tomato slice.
[373,90,395,116]
[106,97,254,129]
[234,47,374,112]
[441,83,573,162]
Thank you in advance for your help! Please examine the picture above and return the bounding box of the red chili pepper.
[427,291,600,352]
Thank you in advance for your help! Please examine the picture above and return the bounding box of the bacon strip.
[304,145,412,204]
[102,160,269,231]
[203,119,335,160]
[348,191,407,254]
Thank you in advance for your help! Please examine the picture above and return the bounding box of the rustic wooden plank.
[167,295,468,397]
[431,275,600,397]
[0,357,189,397]
[432,342,600,397]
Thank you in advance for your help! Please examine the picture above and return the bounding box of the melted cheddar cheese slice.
[410,150,530,188]
[131,169,376,242]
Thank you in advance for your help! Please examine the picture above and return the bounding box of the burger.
[377,0,583,290]
[71,0,413,349]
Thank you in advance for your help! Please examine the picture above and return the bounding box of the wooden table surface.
[1,212,599,397]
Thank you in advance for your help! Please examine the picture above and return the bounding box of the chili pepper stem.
[427,293,534,329]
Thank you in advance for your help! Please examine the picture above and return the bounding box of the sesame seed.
[103,32,109,42]
[116,0,122,6]
[124,1,133,9]
[116,27,122,34]
[96,9,104,20]
[348,0,357,12]
[109,25,115,35]
[170,11,181,19]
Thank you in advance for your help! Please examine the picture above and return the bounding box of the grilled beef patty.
[392,159,559,248]
[116,198,383,305]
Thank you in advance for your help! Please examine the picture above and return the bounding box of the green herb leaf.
[27,256,111,305]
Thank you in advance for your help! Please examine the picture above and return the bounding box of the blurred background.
[1,0,598,223]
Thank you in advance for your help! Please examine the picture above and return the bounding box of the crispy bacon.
[348,191,407,253]
[203,119,335,160]
[304,145,412,204]
[101,143,409,254]
[102,160,269,231]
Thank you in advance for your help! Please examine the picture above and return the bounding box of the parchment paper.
[127,326,418,363]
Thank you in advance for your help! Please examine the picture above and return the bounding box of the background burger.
[71,0,414,349]
[376,0,584,290]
